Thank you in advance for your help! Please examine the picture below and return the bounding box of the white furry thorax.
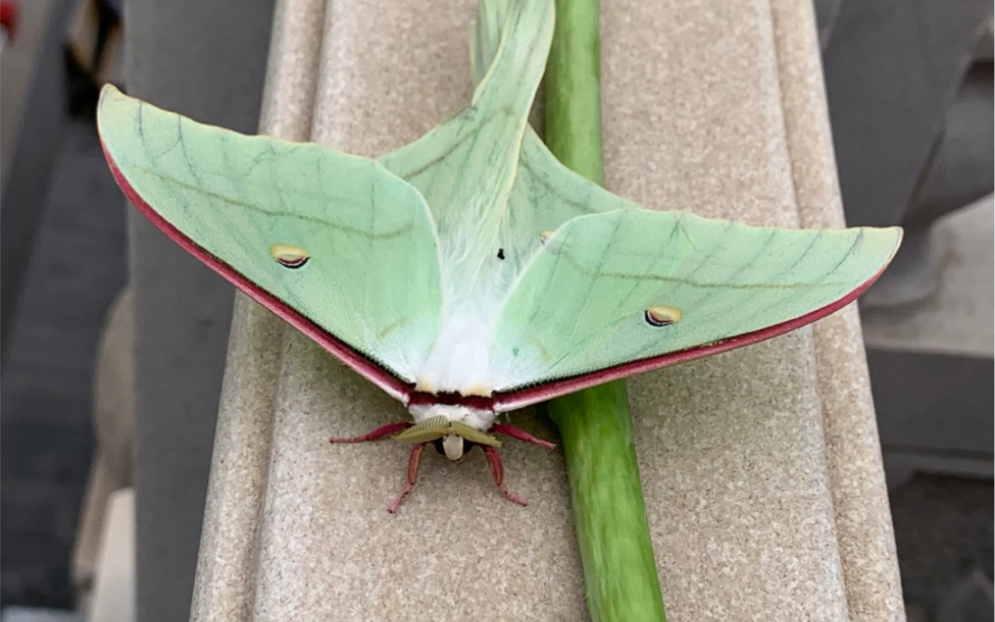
[414,306,496,396]
[411,210,524,398]
[407,403,496,431]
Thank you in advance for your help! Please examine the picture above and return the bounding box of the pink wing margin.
[102,141,415,404]
[490,261,892,413]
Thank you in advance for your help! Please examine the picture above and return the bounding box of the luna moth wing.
[463,0,903,410]
[487,209,901,410]
[381,0,611,311]
[98,0,903,418]
[469,0,508,88]
[469,0,618,275]
[468,0,621,230]
[377,0,553,306]
[96,85,443,400]
[460,0,900,410]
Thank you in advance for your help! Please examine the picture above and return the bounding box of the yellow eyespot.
[539,230,555,245]
[270,244,309,269]
[644,305,683,327]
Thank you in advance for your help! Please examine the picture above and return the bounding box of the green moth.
[97,0,900,510]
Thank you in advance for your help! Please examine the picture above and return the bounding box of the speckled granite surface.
[190,0,905,620]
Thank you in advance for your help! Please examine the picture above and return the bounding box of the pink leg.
[490,423,556,449]
[482,446,528,506]
[329,421,412,444]
[387,443,426,513]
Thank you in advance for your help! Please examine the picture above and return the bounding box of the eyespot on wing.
[270,244,310,269]
[644,305,682,327]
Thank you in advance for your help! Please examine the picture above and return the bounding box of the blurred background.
[0,0,991,621]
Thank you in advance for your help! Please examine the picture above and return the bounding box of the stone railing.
[189,0,905,619]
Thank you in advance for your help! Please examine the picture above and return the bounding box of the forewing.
[98,86,443,398]
[488,208,901,409]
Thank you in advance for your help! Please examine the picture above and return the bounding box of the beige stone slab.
[191,0,905,620]
[771,1,905,619]
[189,1,325,619]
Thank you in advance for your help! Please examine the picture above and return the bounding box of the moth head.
[393,412,500,461]
[440,435,465,461]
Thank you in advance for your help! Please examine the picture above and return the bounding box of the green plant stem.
[547,384,666,622]
[544,1,667,621]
